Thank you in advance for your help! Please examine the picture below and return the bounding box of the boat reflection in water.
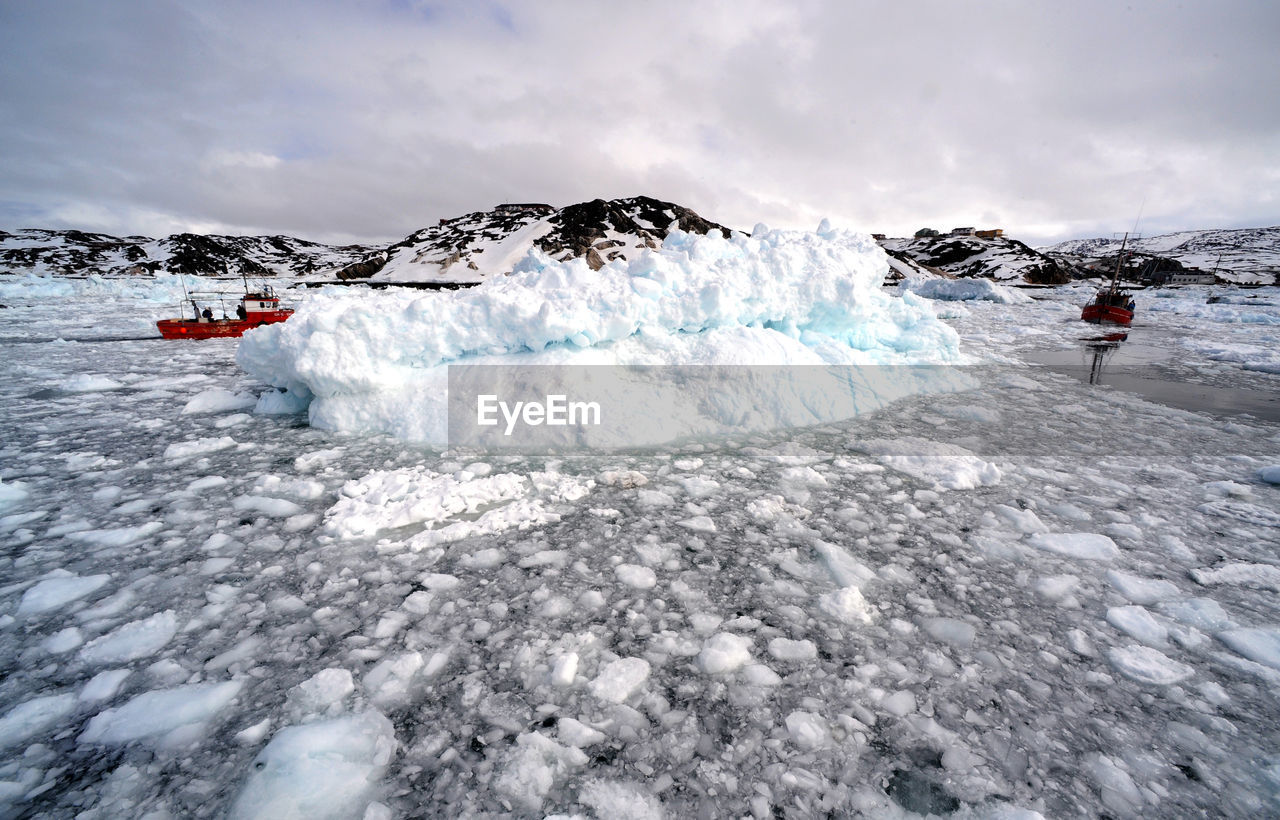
[1082,332,1128,385]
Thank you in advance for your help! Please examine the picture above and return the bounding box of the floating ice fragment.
[59,374,124,392]
[1026,532,1120,561]
[1085,753,1144,815]
[79,611,178,665]
[1217,627,1280,669]
[79,681,243,748]
[79,669,131,703]
[67,521,164,548]
[785,711,831,750]
[676,515,716,533]
[1259,465,1280,485]
[589,657,650,703]
[550,653,579,688]
[558,717,606,748]
[768,637,818,662]
[697,633,753,675]
[290,669,355,718]
[0,479,28,510]
[882,690,916,716]
[578,779,665,820]
[818,586,875,624]
[227,711,396,820]
[495,732,588,812]
[1191,562,1280,592]
[923,617,977,648]
[853,438,1001,490]
[182,388,258,415]
[0,693,78,750]
[163,436,237,460]
[1105,571,1180,605]
[1106,606,1168,647]
[1107,644,1193,685]
[614,563,657,589]
[17,570,111,616]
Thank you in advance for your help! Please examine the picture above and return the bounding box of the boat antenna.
[1130,197,1145,238]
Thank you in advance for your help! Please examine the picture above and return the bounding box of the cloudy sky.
[1,0,1277,247]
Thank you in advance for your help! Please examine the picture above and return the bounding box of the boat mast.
[1107,232,1129,297]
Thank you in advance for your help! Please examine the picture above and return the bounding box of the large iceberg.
[236,223,970,445]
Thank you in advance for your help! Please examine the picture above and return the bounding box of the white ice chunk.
[362,652,424,708]
[1217,627,1280,670]
[1107,645,1193,685]
[42,626,84,653]
[785,711,831,750]
[1191,562,1280,592]
[163,436,237,460]
[697,633,753,675]
[66,521,163,548]
[1105,571,1180,605]
[577,779,664,820]
[79,681,243,748]
[882,690,917,716]
[17,571,111,616]
[79,610,178,665]
[0,479,29,510]
[923,617,977,648]
[1085,753,1144,815]
[1156,598,1236,632]
[79,669,131,703]
[227,711,396,820]
[495,732,587,813]
[290,669,356,718]
[550,653,579,688]
[853,437,1001,490]
[182,389,259,415]
[0,693,77,750]
[818,586,875,624]
[558,717,607,748]
[589,658,651,703]
[1106,606,1168,647]
[1026,532,1120,561]
[1259,465,1280,485]
[614,564,657,590]
[767,638,818,662]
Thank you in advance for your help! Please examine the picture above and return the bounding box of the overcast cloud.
[1,0,1277,246]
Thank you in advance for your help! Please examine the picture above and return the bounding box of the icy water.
[1024,334,1280,422]
[2,277,1280,818]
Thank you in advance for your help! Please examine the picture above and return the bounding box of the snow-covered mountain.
[1042,226,1280,285]
[343,196,732,282]
[879,234,1073,285]
[0,229,374,278]
[0,197,731,283]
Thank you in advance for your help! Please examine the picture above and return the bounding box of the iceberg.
[237,224,970,445]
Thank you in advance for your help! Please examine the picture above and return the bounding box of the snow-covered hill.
[0,229,374,278]
[879,234,1072,285]
[1042,226,1280,285]
[346,196,732,282]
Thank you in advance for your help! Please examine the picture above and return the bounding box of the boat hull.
[157,310,292,340]
[1080,304,1133,326]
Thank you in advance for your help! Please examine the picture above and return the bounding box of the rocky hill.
[0,229,372,278]
[342,196,732,282]
[879,233,1073,284]
[1042,226,1280,285]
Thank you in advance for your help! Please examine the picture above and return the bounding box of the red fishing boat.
[1081,232,1135,326]
[157,285,293,340]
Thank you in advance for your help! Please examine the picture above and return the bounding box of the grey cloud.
[1,0,1277,246]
